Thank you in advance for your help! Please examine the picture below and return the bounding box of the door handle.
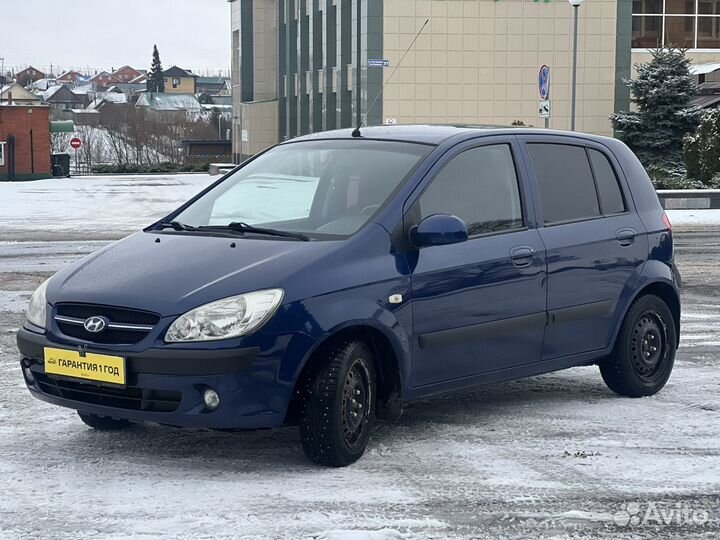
[616,228,637,247]
[510,246,535,267]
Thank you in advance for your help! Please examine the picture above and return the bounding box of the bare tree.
[51,132,72,154]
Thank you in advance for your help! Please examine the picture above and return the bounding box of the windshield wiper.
[199,222,310,241]
[154,221,199,232]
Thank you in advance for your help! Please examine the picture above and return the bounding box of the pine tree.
[147,45,165,93]
[611,48,701,167]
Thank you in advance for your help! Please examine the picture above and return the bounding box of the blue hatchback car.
[18,126,680,466]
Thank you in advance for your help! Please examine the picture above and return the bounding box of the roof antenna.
[352,18,430,138]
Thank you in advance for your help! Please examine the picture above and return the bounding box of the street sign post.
[538,65,551,128]
[70,138,82,175]
[539,100,551,119]
[368,59,390,67]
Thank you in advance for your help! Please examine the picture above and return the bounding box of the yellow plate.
[44,347,126,386]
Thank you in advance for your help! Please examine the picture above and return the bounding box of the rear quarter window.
[588,149,626,215]
[527,143,600,225]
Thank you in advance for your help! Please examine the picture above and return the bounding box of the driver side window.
[418,144,524,236]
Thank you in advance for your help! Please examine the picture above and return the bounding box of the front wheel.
[600,295,677,397]
[299,340,376,467]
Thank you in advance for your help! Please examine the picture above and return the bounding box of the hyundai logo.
[83,316,109,333]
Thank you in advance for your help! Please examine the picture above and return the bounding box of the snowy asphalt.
[1,175,719,540]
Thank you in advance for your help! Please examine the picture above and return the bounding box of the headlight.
[26,278,50,329]
[165,289,284,343]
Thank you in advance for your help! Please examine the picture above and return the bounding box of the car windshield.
[171,139,432,238]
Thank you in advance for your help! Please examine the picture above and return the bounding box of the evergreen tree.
[611,48,701,167]
[147,45,165,93]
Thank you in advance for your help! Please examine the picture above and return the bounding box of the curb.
[656,190,720,210]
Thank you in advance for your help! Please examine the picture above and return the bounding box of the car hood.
[47,231,339,316]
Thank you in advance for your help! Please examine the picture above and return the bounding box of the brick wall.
[0,106,52,181]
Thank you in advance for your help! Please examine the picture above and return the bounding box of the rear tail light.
[662,212,673,233]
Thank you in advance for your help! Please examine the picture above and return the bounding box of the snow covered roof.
[72,85,94,95]
[130,73,147,84]
[690,62,720,76]
[30,78,57,91]
[136,93,202,112]
[43,85,65,101]
[0,83,42,103]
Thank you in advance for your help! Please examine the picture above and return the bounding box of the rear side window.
[528,143,600,225]
[418,144,524,236]
[588,149,626,215]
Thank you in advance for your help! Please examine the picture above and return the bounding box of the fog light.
[23,366,35,384]
[203,388,220,410]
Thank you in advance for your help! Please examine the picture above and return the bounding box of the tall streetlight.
[569,0,585,131]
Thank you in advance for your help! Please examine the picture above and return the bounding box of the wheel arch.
[613,277,681,350]
[285,322,406,424]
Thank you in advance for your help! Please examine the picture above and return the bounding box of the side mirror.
[410,214,469,248]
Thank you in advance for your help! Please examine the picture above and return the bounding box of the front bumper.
[17,327,295,429]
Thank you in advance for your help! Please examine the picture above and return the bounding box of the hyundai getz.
[18,126,680,466]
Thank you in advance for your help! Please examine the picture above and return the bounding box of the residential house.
[30,78,58,92]
[112,66,144,83]
[16,66,45,87]
[0,83,42,106]
[136,93,202,113]
[196,77,231,96]
[57,70,85,85]
[89,71,121,92]
[42,85,89,113]
[106,84,146,101]
[163,66,197,94]
[130,73,148,85]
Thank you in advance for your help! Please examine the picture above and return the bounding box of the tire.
[77,411,132,431]
[299,340,376,467]
[600,294,677,397]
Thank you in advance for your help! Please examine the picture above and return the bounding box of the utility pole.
[568,0,585,131]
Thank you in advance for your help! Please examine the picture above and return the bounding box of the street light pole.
[568,0,585,131]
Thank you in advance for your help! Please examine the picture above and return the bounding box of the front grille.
[56,304,160,325]
[35,372,181,413]
[54,303,160,345]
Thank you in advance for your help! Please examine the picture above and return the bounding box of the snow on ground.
[667,209,720,226]
[0,175,719,539]
[0,174,214,239]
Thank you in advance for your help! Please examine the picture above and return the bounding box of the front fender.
[278,294,412,392]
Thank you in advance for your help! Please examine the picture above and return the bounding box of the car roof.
[289,124,616,146]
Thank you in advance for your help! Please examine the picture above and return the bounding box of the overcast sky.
[1,0,231,76]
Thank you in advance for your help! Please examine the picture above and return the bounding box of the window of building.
[0,142,5,166]
[172,78,181,88]
[528,144,601,225]
[418,145,524,236]
[588,149,627,215]
[633,0,720,48]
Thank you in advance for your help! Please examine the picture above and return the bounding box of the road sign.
[368,59,390,67]
[70,138,82,150]
[539,100,551,118]
[538,65,550,100]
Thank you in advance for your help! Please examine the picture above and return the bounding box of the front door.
[408,140,547,388]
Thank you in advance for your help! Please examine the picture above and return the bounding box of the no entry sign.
[70,138,82,150]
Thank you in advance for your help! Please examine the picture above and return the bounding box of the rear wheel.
[299,340,376,467]
[600,295,677,397]
[77,411,132,431]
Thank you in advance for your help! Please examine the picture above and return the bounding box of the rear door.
[520,136,647,360]
[407,138,547,388]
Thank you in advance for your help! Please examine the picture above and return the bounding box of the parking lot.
[1,175,719,539]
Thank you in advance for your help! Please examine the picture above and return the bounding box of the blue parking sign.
[539,65,550,100]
